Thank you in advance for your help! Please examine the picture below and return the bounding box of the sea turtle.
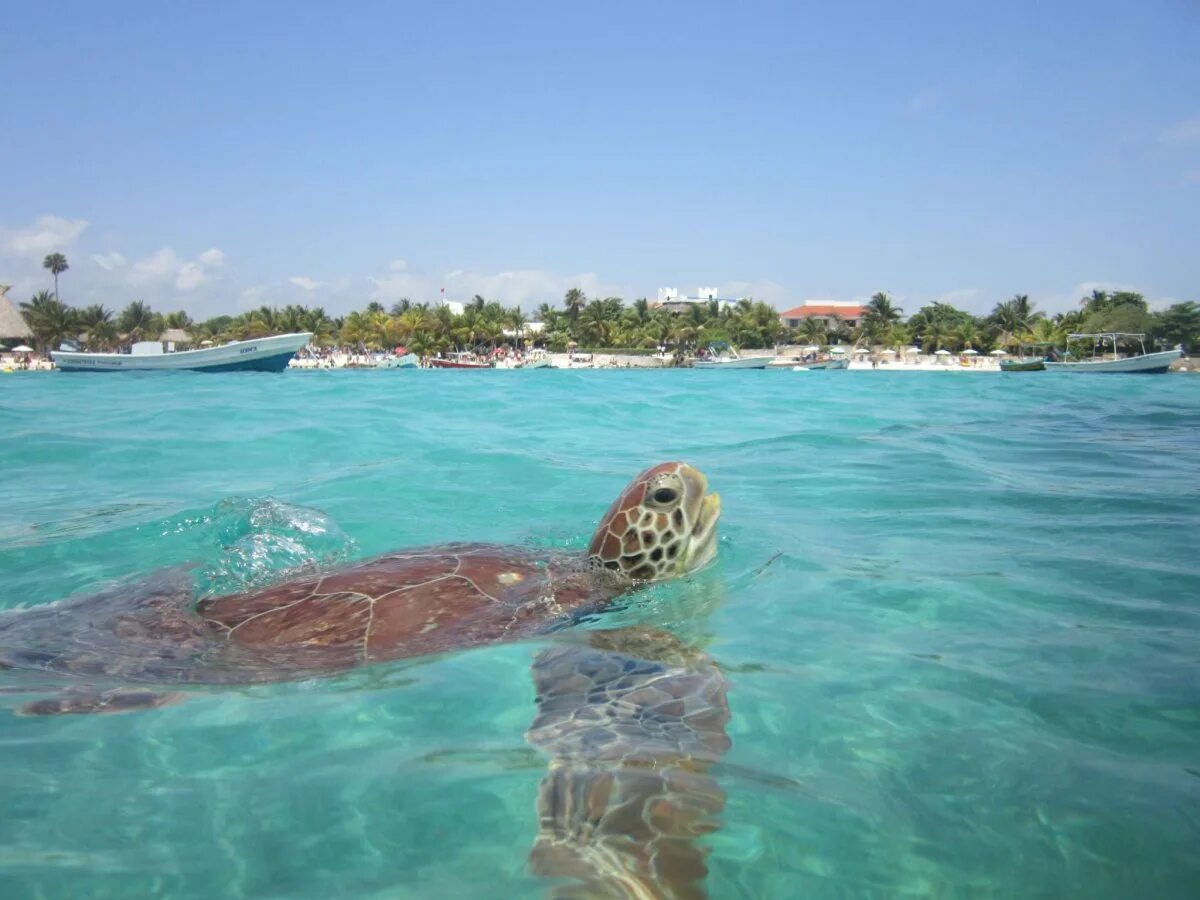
[2,463,733,896]
[0,462,722,715]
[527,626,731,899]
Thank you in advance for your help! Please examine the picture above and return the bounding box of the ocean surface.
[1,369,1198,898]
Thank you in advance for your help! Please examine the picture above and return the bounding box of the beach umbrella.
[935,349,951,356]
[200,339,214,346]
[854,347,870,355]
[12,344,33,353]
[0,344,8,351]
[802,345,820,353]
[829,347,846,354]
[881,349,896,355]
[990,349,1006,356]
[904,346,919,354]
[962,348,979,356]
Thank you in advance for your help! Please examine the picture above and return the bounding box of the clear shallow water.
[1,369,1198,898]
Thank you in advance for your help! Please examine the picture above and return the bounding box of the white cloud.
[1160,116,1200,146]
[124,246,226,291]
[288,276,323,291]
[129,248,182,283]
[91,252,127,271]
[197,248,225,267]
[175,262,209,291]
[0,215,88,258]
[388,259,408,272]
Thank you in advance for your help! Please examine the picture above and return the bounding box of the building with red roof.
[778,301,866,330]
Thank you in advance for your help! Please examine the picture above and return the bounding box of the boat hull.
[1000,359,1046,372]
[692,356,773,369]
[51,333,312,372]
[1043,349,1182,374]
[376,353,419,369]
[428,359,492,369]
[793,358,849,371]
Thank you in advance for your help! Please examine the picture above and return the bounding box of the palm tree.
[953,321,980,352]
[164,310,193,330]
[43,253,69,301]
[921,320,947,352]
[564,288,586,324]
[799,317,826,346]
[989,294,1041,340]
[506,308,528,347]
[20,290,77,351]
[78,304,116,350]
[862,292,902,344]
[118,300,159,343]
[339,311,371,347]
[1022,318,1066,347]
[579,300,611,345]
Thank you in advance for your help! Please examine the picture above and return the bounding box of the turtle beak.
[679,465,720,572]
[679,464,708,501]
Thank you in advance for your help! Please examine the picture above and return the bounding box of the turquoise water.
[1,370,1198,898]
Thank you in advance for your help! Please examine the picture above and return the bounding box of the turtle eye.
[651,487,678,505]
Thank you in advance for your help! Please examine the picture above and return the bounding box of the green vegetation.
[16,290,784,355]
[13,285,1198,356]
[839,290,1195,356]
[42,253,69,302]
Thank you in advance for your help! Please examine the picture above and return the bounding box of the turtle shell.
[198,543,619,668]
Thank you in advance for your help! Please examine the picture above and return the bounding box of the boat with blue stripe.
[51,332,312,373]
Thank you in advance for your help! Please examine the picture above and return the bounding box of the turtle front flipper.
[526,627,731,899]
[17,688,185,716]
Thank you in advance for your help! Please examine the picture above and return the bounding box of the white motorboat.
[1043,333,1182,374]
[791,358,849,371]
[52,333,313,372]
[691,342,773,369]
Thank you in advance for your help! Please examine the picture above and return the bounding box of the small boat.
[427,352,492,369]
[999,341,1054,372]
[376,353,419,369]
[1000,358,1045,372]
[691,342,773,370]
[1043,333,1182,374]
[793,357,849,371]
[51,332,312,373]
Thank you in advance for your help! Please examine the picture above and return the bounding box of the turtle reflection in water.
[1,462,731,897]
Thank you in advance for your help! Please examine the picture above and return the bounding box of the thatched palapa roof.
[0,285,34,340]
[160,328,193,344]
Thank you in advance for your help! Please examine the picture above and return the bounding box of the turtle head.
[587,462,720,582]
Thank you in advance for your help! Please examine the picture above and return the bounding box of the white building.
[502,321,545,339]
[653,286,738,315]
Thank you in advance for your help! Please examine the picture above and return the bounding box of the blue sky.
[1,0,1197,318]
